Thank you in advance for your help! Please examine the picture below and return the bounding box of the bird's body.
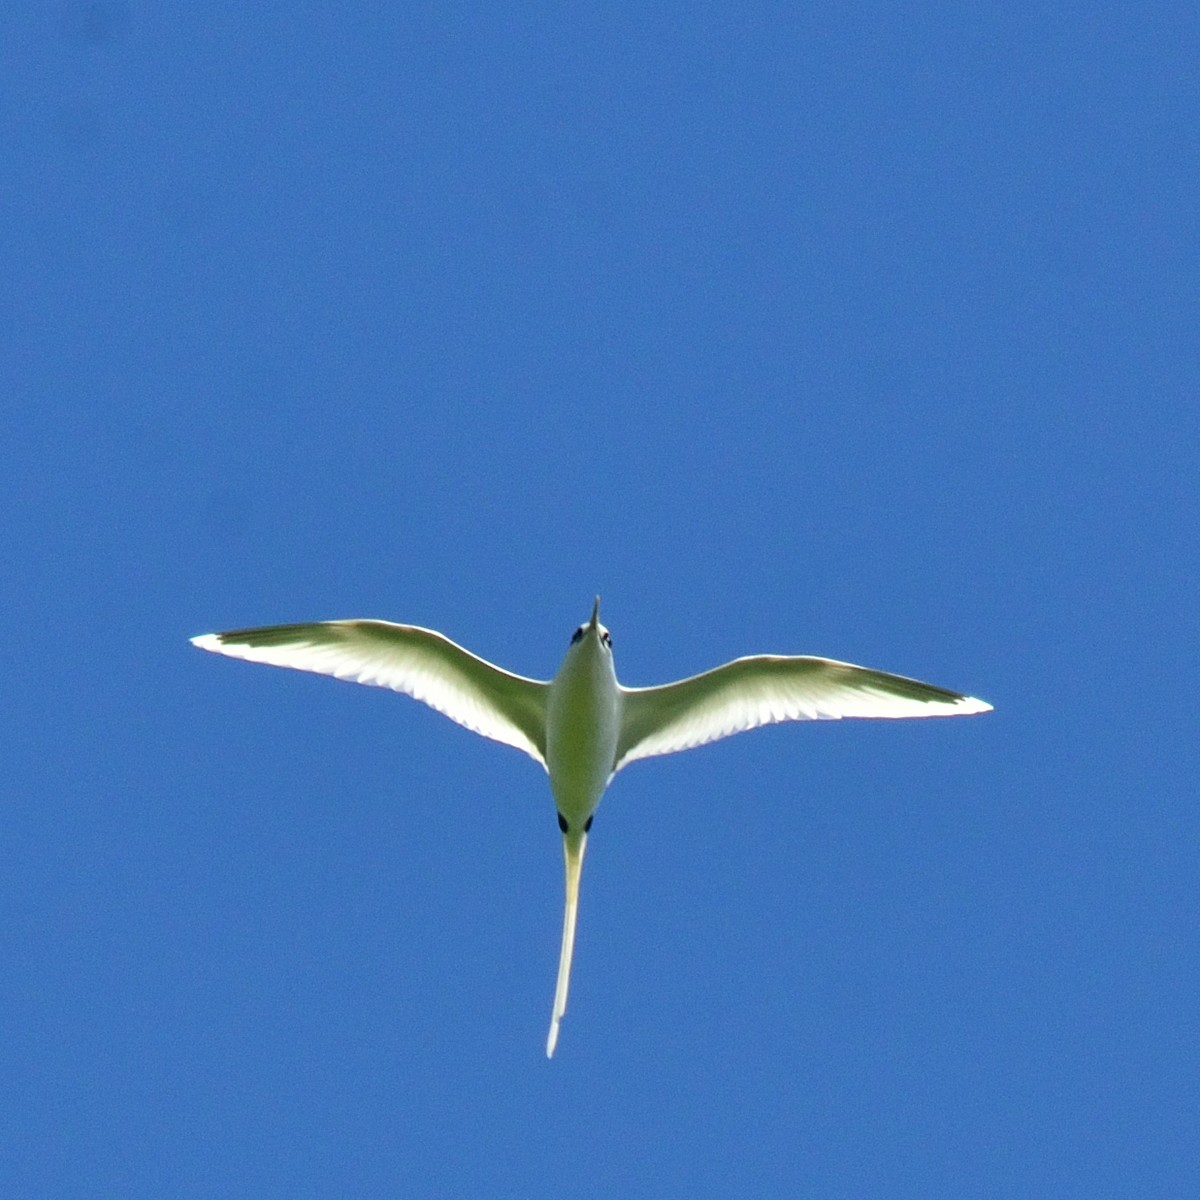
[546,614,620,834]
[192,598,991,1056]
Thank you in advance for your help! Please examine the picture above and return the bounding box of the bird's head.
[568,595,612,652]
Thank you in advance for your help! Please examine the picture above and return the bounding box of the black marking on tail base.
[557,813,595,834]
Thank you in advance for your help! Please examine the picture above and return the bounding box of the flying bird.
[191,598,991,1056]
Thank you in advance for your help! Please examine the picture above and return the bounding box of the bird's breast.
[545,653,620,820]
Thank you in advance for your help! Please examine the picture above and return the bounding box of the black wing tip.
[190,622,343,650]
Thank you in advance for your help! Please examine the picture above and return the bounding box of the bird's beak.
[589,596,600,631]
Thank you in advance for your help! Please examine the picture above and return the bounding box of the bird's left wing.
[192,621,549,764]
[615,655,991,770]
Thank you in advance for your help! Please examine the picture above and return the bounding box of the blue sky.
[4,3,1197,1195]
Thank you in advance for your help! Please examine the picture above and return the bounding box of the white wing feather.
[616,655,991,770]
[191,620,549,764]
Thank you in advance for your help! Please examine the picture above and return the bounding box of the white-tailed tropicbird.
[191,598,991,1056]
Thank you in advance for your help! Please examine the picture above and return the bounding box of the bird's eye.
[601,631,612,648]
[570,627,584,644]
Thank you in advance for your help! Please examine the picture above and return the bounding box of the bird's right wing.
[616,655,991,770]
[192,620,549,764]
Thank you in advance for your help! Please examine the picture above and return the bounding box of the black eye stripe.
[569,626,613,647]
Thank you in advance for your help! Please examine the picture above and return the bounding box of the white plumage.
[192,598,991,1056]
